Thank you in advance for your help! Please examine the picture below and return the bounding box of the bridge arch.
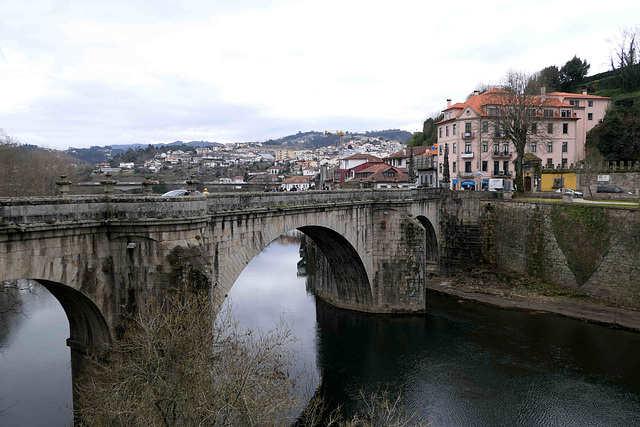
[211,209,375,312]
[416,215,439,267]
[297,226,372,306]
[36,280,112,352]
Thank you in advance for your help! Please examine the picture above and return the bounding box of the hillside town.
[89,85,612,195]
[93,134,426,191]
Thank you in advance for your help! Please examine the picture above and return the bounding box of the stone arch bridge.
[0,188,483,372]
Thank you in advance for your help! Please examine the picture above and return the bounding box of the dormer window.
[561,109,572,118]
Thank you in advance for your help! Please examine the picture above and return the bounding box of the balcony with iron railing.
[491,170,512,177]
[491,150,511,158]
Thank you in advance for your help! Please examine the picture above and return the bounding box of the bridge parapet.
[0,195,208,226]
[206,188,443,212]
[0,189,444,227]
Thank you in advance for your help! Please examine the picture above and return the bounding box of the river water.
[1,236,640,426]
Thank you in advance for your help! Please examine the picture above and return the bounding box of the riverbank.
[426,271,640,333]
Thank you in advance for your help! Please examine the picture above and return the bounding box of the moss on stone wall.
[549,205,610,285]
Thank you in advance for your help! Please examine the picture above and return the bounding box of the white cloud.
[1,0,639,149]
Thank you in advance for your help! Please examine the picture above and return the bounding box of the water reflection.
[231,233,640,426]
[315,295,640,426]
[0,281,72,426]
[228,233,320,394]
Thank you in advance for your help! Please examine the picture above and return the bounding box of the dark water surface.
[0,284,72,426]
[2,236,640,426]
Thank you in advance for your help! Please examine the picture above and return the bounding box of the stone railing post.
[56,175,72,197]
[100,172,117,194]
[563,189,574,204]
[142,177,154,195]
[186,175,200,194]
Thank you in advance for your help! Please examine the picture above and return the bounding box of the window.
[562,158,568,168]
[465,142,472,153]
[439,163,442,173]
[569,100,580,106]
[547,123,553,134]
[452,161,456,173]
[543,109,554,117]
[561,109,572,117]
[494,124,504,137]
[446,126,449,137]
[439,128,442,138]
[439,145,442,155]
[530,143,537,153]
[531,123,537,133]
[502,142,509,154]
[482,121,489,133]
[547,158,553,167]
[487,106,498,115]
[588,100,593,107]
[482,160,488,171]
[453,142,456,153]
[503,161,509,173]
[465,122,472,134]
[493,142,499,154]
[547,142,553,153]
[493,161,499,175]
[465,161,471,173]
[453,124,457,135]
[588,113,593,120]
[563,123,568,134]
[482,141,488,152]
[562,141,568,153]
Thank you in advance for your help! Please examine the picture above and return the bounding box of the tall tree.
[487,70,551,195]
[538,65,561,92]
[408,113,443,147]
[608,26,640,91]
[559,56,590,92]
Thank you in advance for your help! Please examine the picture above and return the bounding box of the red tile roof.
[438,87,581,122]
[353,164,409,182]
[342,154,383,162]
[282,176,312,184]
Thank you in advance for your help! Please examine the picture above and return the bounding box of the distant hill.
[68,141,224,163]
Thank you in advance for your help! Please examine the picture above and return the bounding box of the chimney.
[474,90,479,96]
[582,89,588,95]
[447,99,452,108]
[541,86,546,102]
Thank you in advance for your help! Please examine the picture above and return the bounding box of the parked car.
[596,185,632,194]
[161,189,201,196]
[556,188,583,197]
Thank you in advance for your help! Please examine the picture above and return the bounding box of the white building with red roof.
[280,175,313,191]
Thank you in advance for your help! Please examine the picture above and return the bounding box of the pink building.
[436,88,610,191]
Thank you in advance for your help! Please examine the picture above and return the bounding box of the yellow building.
[275,148,296,161]
[541,171,577,191]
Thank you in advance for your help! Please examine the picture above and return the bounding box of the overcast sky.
[1,0,639,150]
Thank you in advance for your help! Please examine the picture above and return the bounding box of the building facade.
[436,88,610,191]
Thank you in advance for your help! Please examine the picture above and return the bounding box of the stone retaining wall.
[483,201,640,309]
